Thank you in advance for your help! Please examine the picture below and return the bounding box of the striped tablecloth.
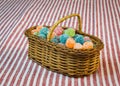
[0,0,120,86]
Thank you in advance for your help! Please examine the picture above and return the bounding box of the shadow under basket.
[25,14,104,77]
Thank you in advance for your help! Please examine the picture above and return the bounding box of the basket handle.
[47,14,82,41]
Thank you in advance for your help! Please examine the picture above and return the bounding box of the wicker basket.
[25,14,104,77]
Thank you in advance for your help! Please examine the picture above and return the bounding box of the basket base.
[28,55,99,78]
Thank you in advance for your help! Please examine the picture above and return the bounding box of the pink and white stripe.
[0,0,120,86]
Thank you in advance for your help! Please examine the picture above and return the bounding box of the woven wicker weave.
[25,14,104,77]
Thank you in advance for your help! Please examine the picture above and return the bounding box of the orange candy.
[31,25,42,34]
[83,41,93,49]
[31,29,38,34]
[74,43,83,49]
[66,38,76,48]
[36,25,42,31]
[51,32,56,39]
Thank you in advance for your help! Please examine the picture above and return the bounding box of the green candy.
[64,28,75,37]
[34,32,39,36]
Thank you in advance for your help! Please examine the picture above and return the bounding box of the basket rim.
[25,26,104,54]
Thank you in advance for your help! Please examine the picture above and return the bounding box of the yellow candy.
[83,41,93,49]
[74,43,83,49]
[66,38,75,48]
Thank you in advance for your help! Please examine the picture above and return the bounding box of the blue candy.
[74,35,84,44]
[39,27,49,36]
[59,34,69,44]
[51,36,59,43]
[38,34,46,39]
[73,34,79,39]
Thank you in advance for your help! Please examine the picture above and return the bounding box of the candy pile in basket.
[31,25,94,50]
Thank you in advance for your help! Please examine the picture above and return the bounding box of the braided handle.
[47,14,82,41]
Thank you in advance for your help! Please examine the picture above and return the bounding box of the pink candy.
[54,26,64,36]
[74,43,83,49]
[84,36,91,42]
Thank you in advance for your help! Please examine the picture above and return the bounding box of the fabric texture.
[0,0,120,86]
